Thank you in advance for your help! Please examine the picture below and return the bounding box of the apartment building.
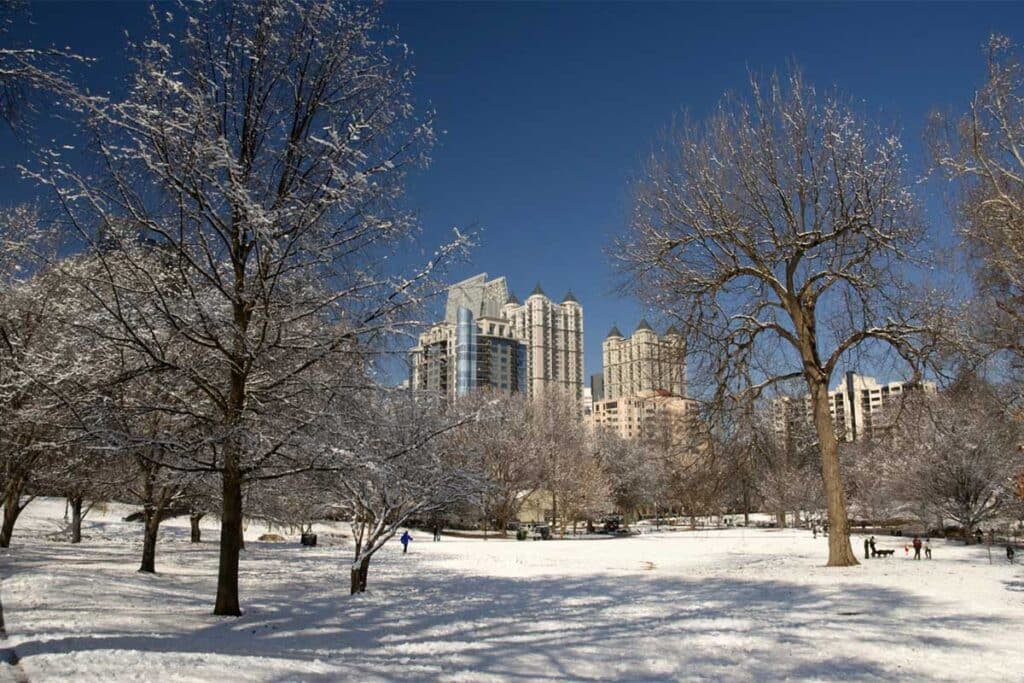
[410,273,583,402]
[772,371,938,443]
[602,321,685,400]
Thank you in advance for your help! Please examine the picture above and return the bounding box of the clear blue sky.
[2,1,1021,382]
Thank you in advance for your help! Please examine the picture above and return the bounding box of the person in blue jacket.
[400,530,412,554]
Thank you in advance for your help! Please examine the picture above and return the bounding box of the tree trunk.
[809,377,859,566]
[0,480,27,548]
[190,513,204,543]
[70,496,84,544]
[214,463,244,616]
[349,556,370,594]
[139,507,161,573]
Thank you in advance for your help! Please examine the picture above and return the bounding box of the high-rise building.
[409,307,526,400]
[590,390,698,441]
[602,321,685,400]
[590,320,692,441]
[502,283,584,401]
[772,371,938,443]
[410,274,583,402]
[590,373,605,402]
[444,273,509,324]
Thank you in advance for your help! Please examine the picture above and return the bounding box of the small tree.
[449,390,542,536]
[595,432,660,523]
[325,389,481,594]
[533,388,607,534]
[618,70,943,565]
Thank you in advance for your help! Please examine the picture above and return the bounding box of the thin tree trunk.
[190,513,204,543]
[809,377,858,566]
[214,463,244,615]
[70,496,84,544]
[139,506,161,573]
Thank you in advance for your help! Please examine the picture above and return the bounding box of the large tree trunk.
[0,479,27,548]
[139,506,162,573]
[776,507,787,529]
[809,377,859,566]
[70,496,84,544]
[190,513,204,543]
[214,462,244,615]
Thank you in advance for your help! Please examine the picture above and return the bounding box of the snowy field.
[2,499,1022,682]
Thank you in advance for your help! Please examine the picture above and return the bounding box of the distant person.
[869,536,877,557]
[400,530,412,554]
[1008,545,1016,564]
[864,537,870,559]
[924,538,932,559]
[912,535,922,560]
[812,525,818,539]
[433,524,441,542]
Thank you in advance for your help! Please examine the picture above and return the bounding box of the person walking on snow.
[869,536,877,557]
[925,538,932,559]
[912,535,922,560]
[400,530,412,554]
[864,537,870,559]
[1008,545,1016,564]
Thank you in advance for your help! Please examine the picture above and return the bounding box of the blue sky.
[2,1,1022,382]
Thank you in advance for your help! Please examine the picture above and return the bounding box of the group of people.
[905,535,932,560]
[862,535,932,559]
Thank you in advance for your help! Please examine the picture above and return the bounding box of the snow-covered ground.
[2,499,1022,682]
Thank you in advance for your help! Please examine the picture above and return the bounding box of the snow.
[2,498,1022,682]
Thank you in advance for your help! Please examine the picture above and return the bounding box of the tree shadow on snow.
[6,537,1013,683]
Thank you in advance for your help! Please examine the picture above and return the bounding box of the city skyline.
[3,3,1022,382]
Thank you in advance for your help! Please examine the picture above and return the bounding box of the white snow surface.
[2,498,1022,682]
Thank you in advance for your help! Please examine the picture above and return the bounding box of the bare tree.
[618,70,943,565]
[450,390,542,536]
[931,35,1024,390]
[31,1,467,615]
[887,376,1024,542]
[533,388,608,535]
[595,431,660,523]
[0,0,85,128]
[324,389,482,594]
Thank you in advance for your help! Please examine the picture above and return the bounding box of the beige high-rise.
[602,321,685,400]
[590,321,692,441]
[502,283,584,401]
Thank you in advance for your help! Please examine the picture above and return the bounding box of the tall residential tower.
[410,274,583,402]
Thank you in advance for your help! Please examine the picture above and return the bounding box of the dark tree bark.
[349,556,370,595]
[69,496,84,544]
[0,479,28,548]
[214,457,244,615]
[190,513,204,543]
[139,506,162,573]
